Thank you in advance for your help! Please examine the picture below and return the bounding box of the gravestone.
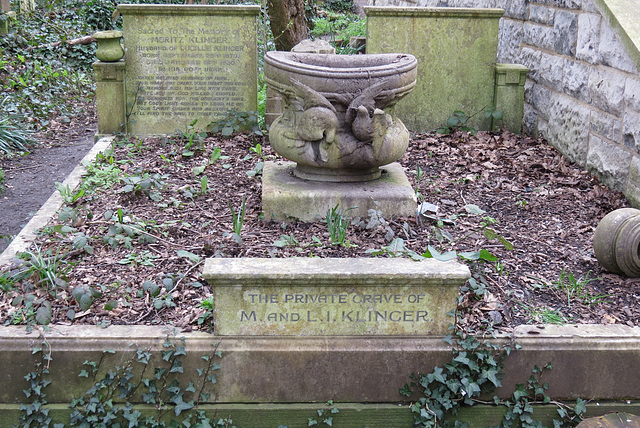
[203,257,470,336]
[365,7,504,132]
[119,5,259,136]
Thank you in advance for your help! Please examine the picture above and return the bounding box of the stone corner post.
[493,63,529,133]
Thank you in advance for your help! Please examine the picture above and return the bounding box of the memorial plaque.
[119,5,259,135]
[203,258,470,336]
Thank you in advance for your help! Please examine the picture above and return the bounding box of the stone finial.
[593,208,640,277]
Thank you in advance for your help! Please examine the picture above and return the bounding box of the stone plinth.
[365,7,504,132]
[494,63,529,133]
[202,257,470,336]
[119,5,259,136]
[262,161,416,222]
[93,60,126,136]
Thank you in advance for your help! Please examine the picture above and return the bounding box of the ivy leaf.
[72,285,99,311]
[458,249,497,262]
[482,368,502,388]
[464,204,486,215]
[104,300,118,311]
[425,245,457,261]
[176,250,203,264]
[36,304,52,325]
[573,398,587,416]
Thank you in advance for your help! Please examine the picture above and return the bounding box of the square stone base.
[262,161,417,222]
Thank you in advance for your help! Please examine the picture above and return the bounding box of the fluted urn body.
[264,52,417,182]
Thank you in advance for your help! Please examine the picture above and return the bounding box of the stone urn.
[264,51,417,182]
[93,30,124,62]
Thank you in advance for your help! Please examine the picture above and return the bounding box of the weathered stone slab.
[203,257,470,336]
[262,161,416,222]
[119,5,259,136]
[365,7,504,132]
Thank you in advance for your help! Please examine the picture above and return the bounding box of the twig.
[5,164,43,172]
[28,35,96,51]
[174,259,205,291]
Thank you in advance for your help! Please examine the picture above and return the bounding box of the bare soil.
[0,103,97,253]
[1,118,638,333]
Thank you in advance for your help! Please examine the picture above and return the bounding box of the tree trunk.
[267,0,309,51]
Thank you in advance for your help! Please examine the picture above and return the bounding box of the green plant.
[68,335,233,427]
[521,304,568,325]
[80,161,122,195]
[0,167,4,195]
[435,108,504,136]
[463,204,514,250]
[323,0,355,13]
[228,196,247,243]
[102,209,157,249]
[139,277,179,310]
[0,99,36,153]
[118,250,159,267]
[484,107,504,128]
[207,110,263,137]
[199,175,209,195]
[311,12,365,54]
[20,245,72,294]
[118,171,166,201]
[274,233,300,248]
[500,364,586,428]
[401,329,586,427]
[55,182,85,204]
[177,119,208,157]
[515,195,529,210]
[552,269,608,307]
[325,204,353,246]
[435,110,477,135]
[307,400,340,426]
[250,141,263,158]
[198,295,215,327]
[14,341,57,428]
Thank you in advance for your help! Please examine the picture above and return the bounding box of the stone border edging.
[1,324,640,404]
[0,136,114,269]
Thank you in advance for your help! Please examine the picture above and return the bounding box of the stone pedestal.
[494,63,529,133]
[93,60,126,136]
[262,161,416,222]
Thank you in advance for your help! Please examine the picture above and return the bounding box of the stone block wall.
[369,0,640,206]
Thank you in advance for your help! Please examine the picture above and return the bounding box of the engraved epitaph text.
[120,6,259,135]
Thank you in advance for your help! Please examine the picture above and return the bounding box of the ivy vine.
[401,329,587,427]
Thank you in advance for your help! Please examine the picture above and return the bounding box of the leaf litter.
[1,129,639,333]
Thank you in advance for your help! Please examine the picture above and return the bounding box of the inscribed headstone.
[119,5,259,135]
